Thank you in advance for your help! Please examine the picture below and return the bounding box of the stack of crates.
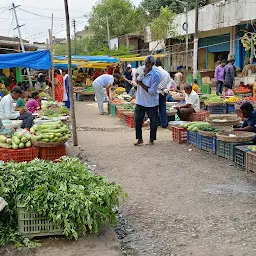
[171,126,187,144]
[234,145,251,169]
[216,141,252,161]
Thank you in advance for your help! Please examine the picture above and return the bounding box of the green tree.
[141,0,209,17]
[150,7,176,41]
[88,0,143,42]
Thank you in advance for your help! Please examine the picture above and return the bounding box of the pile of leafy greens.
[0,157,126,247]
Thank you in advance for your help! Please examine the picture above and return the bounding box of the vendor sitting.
[224,84,234,97]
[26,91,41,113]
[0,86,33,129]
[175,84,200,121]
[234,102,256,134]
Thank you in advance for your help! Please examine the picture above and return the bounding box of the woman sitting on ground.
[26,91,41,113]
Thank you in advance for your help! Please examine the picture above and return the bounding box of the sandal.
[134,140,143,146]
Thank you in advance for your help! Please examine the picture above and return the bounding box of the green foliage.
[53,37,132,56]
[89,0,142,41]
[150,7,176,41]
[0,157,126,246]
[141,0,210,17]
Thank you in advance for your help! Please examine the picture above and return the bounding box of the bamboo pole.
[64,0,78,146]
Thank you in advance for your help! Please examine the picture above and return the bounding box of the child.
[26,91,41,113]
[224,84,234,97]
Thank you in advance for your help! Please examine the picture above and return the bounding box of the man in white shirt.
[0,87,33,128]
[175,84,200,121]
[155,59,176,128]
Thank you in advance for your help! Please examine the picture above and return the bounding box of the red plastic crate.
[171,126,187,143]
[116,109,124,121]
[39,145,66,161]
[0,147,39,162]
[188,111,209,121]
[126,115,135,128]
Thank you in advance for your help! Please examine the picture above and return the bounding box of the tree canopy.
[88,0,144,42]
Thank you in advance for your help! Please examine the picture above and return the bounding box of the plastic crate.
[202,84,211,94]
[18,204,63,238]
[234,145,250,169]
[126,115,135,128]
[216,140,252,161]
[39,145,66,161]
[227,104,237,114]
[0,147,38,162]
[199,135,216,153]
[246,151,256,173]
[110,105,116,117]
[188,111,209,121]
[207,105,227,114]
[187,131,199,146]
[171,126,187,143]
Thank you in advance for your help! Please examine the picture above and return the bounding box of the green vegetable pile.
[197,126,222,132]
[123,103,134,110]
[82,86,94,93]
[181,122,211,132]
[0,157,126,246]
[31,121,71,143]
[42,106,69,117]
[0,131,32,149]
[204,95,225,104]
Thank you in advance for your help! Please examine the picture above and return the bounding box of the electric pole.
[72,19,76,55]
[106,16,110,49]
[64,0,78,146]
[185,1,189,72]
[193,0,199,79]
[10,3,33,87]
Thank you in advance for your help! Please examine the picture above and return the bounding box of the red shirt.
[107,67,113,75]
[94,70,101,79]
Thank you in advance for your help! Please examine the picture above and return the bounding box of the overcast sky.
[0,0,141,43]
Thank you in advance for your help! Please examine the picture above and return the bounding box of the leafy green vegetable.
[0,157,126,246]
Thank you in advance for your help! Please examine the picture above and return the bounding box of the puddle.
[203,182,256,195]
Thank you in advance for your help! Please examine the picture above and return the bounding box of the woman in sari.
[54,69,64,102]
[62,70,70,109]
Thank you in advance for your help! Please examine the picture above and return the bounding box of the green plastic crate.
[216,140,252,161]
[202,84,211,94]
[18,204,63,238]
[110,105,116,116]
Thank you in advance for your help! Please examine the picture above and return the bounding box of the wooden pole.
[64,0,78,146]
[49,13,55,100]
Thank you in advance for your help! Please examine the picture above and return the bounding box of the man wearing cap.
[134,56,161,146]
[123,64,133,94]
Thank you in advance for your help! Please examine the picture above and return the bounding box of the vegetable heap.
[204,95,225,104]
[224,96,239,103]
[123,103,134,110]
[41,101,69,117]
[181,122,211,132]
[115,87,126,93]
[0,157,126,246]
[0,131,32,149]
[82,86,94,93]
[31,121,71,143]
[197,126,222,133]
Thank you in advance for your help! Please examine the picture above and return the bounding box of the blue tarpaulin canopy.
[0,50,51,70]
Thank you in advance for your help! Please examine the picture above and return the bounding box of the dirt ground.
[2,100,256,256]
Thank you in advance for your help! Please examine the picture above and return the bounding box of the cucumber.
[19,143,25,149]
[12,136,20,145]
[0,135,7,143]
[12,142,19,149]
[25,141,32,148]
[42,139,49,142]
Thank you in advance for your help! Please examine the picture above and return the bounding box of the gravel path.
[76,101,256,256]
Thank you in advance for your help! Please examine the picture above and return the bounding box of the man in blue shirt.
[134,56,161,146]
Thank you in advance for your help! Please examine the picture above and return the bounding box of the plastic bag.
[0,197,8,212]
